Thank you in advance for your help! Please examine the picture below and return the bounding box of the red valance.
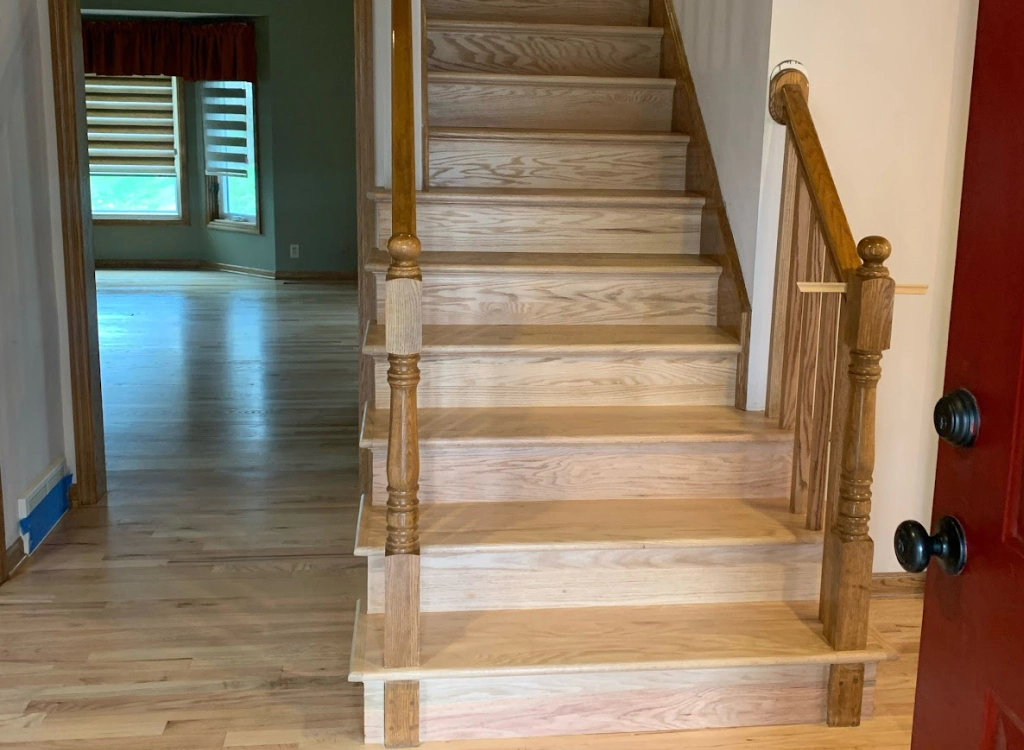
[82,19,257,83]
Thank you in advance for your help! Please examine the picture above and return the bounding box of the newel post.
[383,0,422,746]
[821,237,895,727]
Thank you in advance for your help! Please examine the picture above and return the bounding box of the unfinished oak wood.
[425,0,650,27]
[427,21,663,78]
[364,662,878,742]
[368,251,720,326]
[0,274,923,748]
[366,325,739,407]
[428,128,689,190]
[822,238,896,726]
[350,599,894,681]
[649,0,751,405]
[363,406,794,503]
[357,496,822,611]
[428,73,674,131]
[373,188,705,255]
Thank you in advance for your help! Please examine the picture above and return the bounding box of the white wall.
[0,0,75,549]
[760,0,979,571]
[673,0,774,332]
[373,0,424,190]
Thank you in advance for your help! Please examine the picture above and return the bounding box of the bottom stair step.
[350,601,896,742]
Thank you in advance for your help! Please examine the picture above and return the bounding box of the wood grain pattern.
[0,275,922,748]
[425,0,650,27]
[427,21,663,78]
[365,663,868,741]
[429,73,674,131]
[373,191,705,255]
[372,262,720,327]
[50,0,107,507]
[650,0,751,408]
[778,176,814,431]
[351,599,893,681]
[765,130,800,420]
[428,128,688,191]
[822,238,896,726]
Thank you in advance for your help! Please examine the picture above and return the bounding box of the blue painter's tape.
[19,474,72,553]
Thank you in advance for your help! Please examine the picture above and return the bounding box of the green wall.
[84,0,357,274]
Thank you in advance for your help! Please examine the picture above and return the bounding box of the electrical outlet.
[290,244,300,259]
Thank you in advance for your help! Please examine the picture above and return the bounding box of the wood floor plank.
[0,272,921,748]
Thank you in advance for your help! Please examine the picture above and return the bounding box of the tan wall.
[760,0,980,571]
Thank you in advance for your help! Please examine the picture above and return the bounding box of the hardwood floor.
[0,271,921,748]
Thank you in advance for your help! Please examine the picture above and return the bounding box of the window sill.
[94,216,188,227]
[207,218,261,235]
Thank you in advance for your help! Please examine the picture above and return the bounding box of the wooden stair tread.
[427,19,666,38]
[365,324,740,355]
[430,70,676,89]
[366,249,720,273]
[361,406,792,447]
[371,186,704,207]
[430,126,690,145]
[350,600,895,681]
[355,496,820,555]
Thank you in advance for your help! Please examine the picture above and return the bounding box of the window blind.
[85,76,178,175]
[201,81,255,178]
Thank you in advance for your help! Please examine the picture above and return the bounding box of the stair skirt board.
[362,664,878,743]
[370,442,793,503]
[364,543,823,612]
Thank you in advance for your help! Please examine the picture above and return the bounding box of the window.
[86,76,186,222]
[202,81,259,232]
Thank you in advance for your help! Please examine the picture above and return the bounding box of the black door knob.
[934,389,980,447]
[894,516,967,575]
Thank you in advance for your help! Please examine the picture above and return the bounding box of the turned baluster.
[383,0,421,746]
[820,236,895,726]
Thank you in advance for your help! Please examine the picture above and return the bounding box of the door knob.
[934,389,980,447]
[894,516,967,575]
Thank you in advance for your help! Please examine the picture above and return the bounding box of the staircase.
[350,0,894,744]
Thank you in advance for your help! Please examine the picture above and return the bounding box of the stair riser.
[373,271,719,326]
[430,79,674,132]
[427,27,662,78]
[372,353,737,407]
[365,543,822,613]
[428,136,688,191]
[426,0,650,27]
[376,201,703,254]
[364,664,876,742]
[371,442,793,502]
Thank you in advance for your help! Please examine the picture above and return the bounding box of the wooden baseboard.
[872,572,925,598]
[94,259,355,283]
[95,258,203,271]
[3,537,26,581]
[276,271,357,283]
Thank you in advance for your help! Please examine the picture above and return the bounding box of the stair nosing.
[363,324,741,356]
[366,250,721,275]
[349,601,897,682]
[369,187,705,208]
[428,126,691,145]
[354,496,821,557]
[426,19,666,38]
[429,70,677,89]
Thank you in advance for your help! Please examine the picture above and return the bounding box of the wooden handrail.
[770,70,859,280]
[765,68,896,728]
[383,0,422,746]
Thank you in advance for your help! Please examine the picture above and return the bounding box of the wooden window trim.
[92,76,190,226]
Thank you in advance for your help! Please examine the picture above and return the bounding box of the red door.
[907,0,1024,747]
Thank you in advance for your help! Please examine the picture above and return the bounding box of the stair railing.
[383,0,422,745]
[765,68,895,726]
